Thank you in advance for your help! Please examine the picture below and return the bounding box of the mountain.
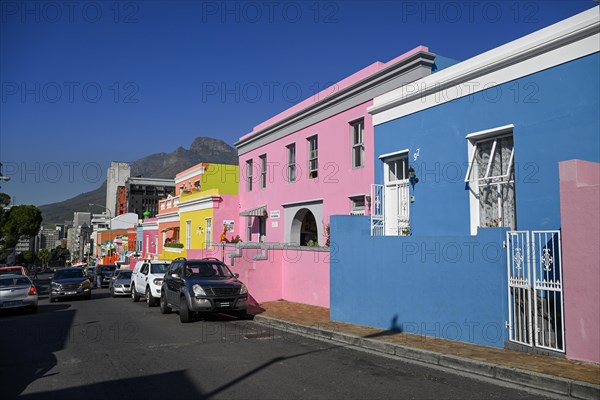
[38,137,238,225]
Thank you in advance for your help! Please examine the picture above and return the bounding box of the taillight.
[28,286,37,296]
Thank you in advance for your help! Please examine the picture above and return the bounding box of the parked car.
[109,270,132,297]
[160,258,249,323]
[0,274,38,313]
[93,264,117,288]
[0,266,29,276]
[49,267,92,302]
[131,260,170,307]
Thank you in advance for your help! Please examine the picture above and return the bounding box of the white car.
[130,260,170,307]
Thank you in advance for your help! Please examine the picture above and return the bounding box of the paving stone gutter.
[254,315,600,400]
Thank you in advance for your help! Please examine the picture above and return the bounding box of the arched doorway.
[291,208,318,245]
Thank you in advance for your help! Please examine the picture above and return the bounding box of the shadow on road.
[0,303,76,398]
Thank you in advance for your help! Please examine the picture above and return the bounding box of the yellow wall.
[202,164,239,195]
[179,207,215,251]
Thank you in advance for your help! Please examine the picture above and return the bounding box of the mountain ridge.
[38,137,238,226]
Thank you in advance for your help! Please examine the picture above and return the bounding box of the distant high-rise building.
[106,162,131,218]
[126,177,175,219]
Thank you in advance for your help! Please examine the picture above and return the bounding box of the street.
[0,274,552,400]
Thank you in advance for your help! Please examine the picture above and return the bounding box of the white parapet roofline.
[368,7,600,125]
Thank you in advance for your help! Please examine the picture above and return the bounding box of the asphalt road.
[1,274,553,400]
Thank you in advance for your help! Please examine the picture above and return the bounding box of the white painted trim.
[281,198,324,207]
[178,196,217,213]
[369,8,600,125]
[175,167,206,184]
[156,215,179,224]
[465,124,515,140]
[379,149,409,160]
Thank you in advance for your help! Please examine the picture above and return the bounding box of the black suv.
[160,258,249,323]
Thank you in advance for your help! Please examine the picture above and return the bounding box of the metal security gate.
[506,230,565,352]
[371,184,384,236]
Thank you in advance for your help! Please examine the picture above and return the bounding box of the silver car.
[110,270,132,297]
[0,274,38,313]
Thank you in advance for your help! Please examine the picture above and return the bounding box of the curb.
[254,315,600,400]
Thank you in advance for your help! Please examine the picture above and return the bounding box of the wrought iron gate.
[506,230,565,352]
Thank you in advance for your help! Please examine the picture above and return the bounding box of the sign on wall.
[270,210,280,219]
[223,220,235,233]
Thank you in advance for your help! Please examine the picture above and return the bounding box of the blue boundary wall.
[374,53,600,236]
[330,216,509,348]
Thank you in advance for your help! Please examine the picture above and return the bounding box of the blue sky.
[0,0,596,206]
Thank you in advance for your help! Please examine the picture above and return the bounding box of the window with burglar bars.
[246,159,253,192]
[259,154,267,189]
[351,119,365,168]
[307,135,318,179]
[287,143,296,183]
[465,130,516,232]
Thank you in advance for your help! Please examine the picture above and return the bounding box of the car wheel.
[160,293,171,314]
[179,296,191,323]
[146,287,157,307]
[131,285,140,302]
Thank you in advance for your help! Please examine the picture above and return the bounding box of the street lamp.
[89,203,112,262]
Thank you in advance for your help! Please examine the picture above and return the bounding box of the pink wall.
[239,101,374,244]
[141,218,158,259]
[213,194,241,243]
[560,160,600,364]
[224,246,329,308]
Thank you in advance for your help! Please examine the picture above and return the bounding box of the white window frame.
[246,216,252,242]
[259,154,267,189]
[185,220,191,249]
[351,119,365,168]
[307,135,318,179]
[349,195,366,216]
[465,125,516,235]
[246,159,253,191]
[287,143,296,183]
[205,217,212,249]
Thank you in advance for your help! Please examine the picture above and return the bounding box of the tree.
[1,205,42,249]
[0,193,10,207]
[39,248,50,268]
[50,245,70,267]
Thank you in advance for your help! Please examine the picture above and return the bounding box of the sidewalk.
[250,300,600,400]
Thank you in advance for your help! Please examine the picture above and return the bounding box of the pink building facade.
[141,217,158,259]
[235,46,437,246]
[560,160,600,364]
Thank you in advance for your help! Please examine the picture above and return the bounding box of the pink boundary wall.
[560,160,600,364]
[187,246,329,308]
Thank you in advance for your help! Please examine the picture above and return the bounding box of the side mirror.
[234,273,239,279]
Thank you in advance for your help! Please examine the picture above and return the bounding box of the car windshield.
[150,264,169,274]
[54,269,84,279]
[0,277,30,287]
[185,262,234,278]
[117,271,132,279]
[101,266,117,273]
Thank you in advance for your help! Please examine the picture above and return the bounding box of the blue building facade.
[330,8,600,349]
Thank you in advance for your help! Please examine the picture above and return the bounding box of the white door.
[383,154,410,236]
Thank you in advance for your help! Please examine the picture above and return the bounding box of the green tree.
[50,245,70,266]
[38,248,50,268]
[1,205,43,249]
[17,250,36,266]
[0,193,10,207]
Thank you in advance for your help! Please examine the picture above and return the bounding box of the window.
[246,216,252,242]
[246,159,253,191]
[307,135,318,179]
[194,180,200,190]
[465,130,516,231]
[186,220,191,249]
[205,218,212,249]
[351,119,365,168]
[259,154,267,189]
[350,195,366,215]
[387,155,409,182]
[287,143,296,183]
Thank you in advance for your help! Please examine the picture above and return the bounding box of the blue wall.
[330,216,509,348]
[375,53,600,235]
